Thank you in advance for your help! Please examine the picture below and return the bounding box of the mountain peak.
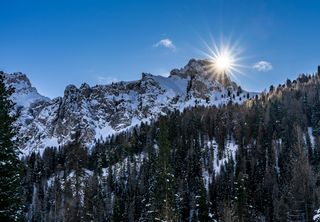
[64,84,79,97]
[3,72,32,91]
[170,59,208,78]
[170,58,234,87]
[3,59,257,155]
[3,72,50,108]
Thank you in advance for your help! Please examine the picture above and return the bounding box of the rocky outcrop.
[3,59,258,155]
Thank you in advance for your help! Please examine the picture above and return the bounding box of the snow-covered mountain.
[3,59,258,156]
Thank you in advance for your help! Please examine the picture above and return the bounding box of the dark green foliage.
[153,118,178,221]
[0,73,23,221]
[19,72,320,221]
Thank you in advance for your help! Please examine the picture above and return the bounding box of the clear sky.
[1,0,320,98]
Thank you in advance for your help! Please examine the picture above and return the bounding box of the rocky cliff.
[3,59,258,155]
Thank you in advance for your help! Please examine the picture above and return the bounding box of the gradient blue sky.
[1,0,320,98]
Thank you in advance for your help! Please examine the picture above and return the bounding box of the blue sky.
[1,0,320,98]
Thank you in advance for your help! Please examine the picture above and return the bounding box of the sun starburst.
[212,48,235,74]
[201,39,243,81]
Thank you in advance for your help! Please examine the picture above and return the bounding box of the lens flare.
[201,38,244,80]
[213,48,234,74]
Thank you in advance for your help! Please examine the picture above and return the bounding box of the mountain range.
[3,59,257,156]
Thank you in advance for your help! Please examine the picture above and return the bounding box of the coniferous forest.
[0,74,23,221]
[2,72,317,221]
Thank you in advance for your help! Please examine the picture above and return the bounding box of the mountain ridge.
[3,59,258,156]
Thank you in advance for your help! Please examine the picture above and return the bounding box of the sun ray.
[200,38,245,82]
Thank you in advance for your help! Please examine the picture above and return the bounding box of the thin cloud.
[153,38,176,51]
[252,61,273,72]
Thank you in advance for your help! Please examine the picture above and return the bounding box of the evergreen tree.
[153,118,177,221]
[234,173,248,222]
[0,73,23,221]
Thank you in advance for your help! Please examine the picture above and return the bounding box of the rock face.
[3,59,258,155]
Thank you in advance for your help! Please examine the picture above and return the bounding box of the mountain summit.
[3,59,257,155]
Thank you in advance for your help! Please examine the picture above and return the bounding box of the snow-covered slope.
[3,59,258,155]
[3,72,50,107]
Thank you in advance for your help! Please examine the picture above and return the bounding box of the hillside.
[20,69,320,221]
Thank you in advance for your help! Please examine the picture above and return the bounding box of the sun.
[202,39,243,79]
[213,48,235,74]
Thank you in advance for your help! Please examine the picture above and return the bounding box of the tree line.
[2,72,320,221]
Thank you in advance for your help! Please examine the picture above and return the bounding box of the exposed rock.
[3,59,258,156]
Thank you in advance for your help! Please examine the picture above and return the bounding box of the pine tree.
[234,173,248,222]
[154,118,177,221]
[0,73,23,221]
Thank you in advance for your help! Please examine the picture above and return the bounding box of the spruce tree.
[154,118,177,221]
[0,73,23,221]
